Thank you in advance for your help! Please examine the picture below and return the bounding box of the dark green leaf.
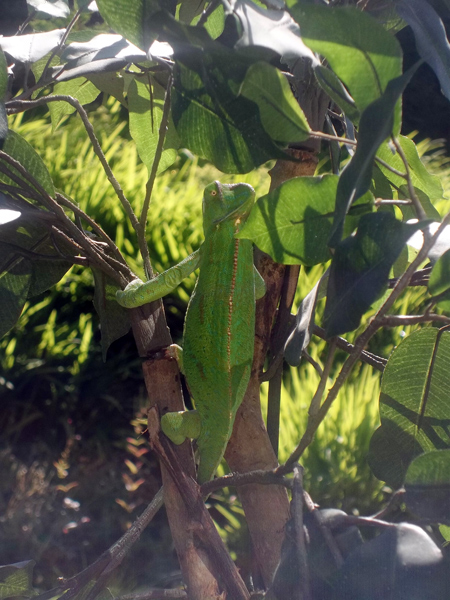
[238,175,338,265]
[405,449,450,523]
[368,328,450,487]
[2,130,55,197]
[324,213,423,337]
[329,67,419,247]
[0,49,8,149]
[172,57,285,173]
[429,248,450,296]
[239,61,310,144]
[95,0,162,51]
[0,560,36,600]
[290,4,402,114]
[92,270,131,361]
[397,0,450,101]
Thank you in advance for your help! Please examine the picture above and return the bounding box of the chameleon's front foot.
[161,410,201,445]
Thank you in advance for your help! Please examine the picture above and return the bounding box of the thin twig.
[56,193,126,265]
[312,325,386,371]
[309,130,357,145]
[308,338,336,417]
[378,314,450,327]
[39,9,82,86]
[200,468,292,496]
[374,155,407,179]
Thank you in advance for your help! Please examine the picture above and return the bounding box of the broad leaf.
[0,262,32,339]
[239,61,310,143]
[27,0,70,18]
[324,213,424,338]
[95,0,162,52]
[1,130,55,197]
[376,135,442,220]
[238,175,338,265]
[397,0,450,101]
[405,449,450,523]
[329,67,418,247]
[314,65,359,122]
[368,328,450,488]
[0,30,65,63]
[127,74,178,175]
[48,78,100,129]
[92,269,131,361]
[231,0,318,64]
[0,560,36,600]
[61,34,147,66]
[290,5,402,115]
[332,523,446,600]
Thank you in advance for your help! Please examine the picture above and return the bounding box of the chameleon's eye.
[210,190,217,196]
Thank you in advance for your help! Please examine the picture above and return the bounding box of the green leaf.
[92,270,131,361]
[0,261,32,339]
[291,4,402,115]
[152,12,288,172]
[405,449,450,523]
[0,560,36,600]
[127,75,178,175]
[314,64,359,122]
[96,0,162,51]
[429,248,450,296]
[239,61,310,144]
[238,175,338,265]
[324,213,423,337]
[1,131,55,197]
[368,328,450,487]
[376,135,443,219]
[172,57,285,173]
[329,67,418,247]
[49,78,100,130]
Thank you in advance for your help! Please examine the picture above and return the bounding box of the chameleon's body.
[116,182,264,482]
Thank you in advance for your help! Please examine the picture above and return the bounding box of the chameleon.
[116,181,265,482]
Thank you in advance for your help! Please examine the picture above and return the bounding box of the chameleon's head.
[202,181,255,235]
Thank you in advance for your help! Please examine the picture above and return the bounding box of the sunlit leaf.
[0,29,65,63]
[368,328,450,487]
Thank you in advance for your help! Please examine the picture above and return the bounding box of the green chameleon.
[116,181,265,482]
